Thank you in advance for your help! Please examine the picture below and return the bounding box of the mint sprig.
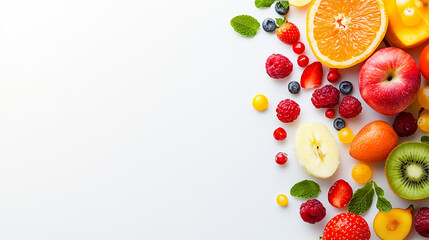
[230,15,260,37]
[290,180,320,198]
[348,181,392,215]
[422,136,429,144]
[255,0,275,8]
[279,1,289,9]
[374,182,392,212]
[275,17,287,28]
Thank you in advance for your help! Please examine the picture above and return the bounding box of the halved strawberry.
[300,62,323,89]
[322,213,370,240]
[328,179,352,208]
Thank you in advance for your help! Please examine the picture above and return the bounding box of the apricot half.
[373,206,413,240]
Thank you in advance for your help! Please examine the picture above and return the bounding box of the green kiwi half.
[386,142,429,200]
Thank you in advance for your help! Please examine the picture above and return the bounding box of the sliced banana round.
[294,122,339,178]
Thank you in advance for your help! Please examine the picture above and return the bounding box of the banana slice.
[294,122,339,178]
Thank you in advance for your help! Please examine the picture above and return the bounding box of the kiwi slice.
[386,142,429,200]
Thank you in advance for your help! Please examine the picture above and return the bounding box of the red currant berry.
[325,109,335,119]
[275,152,288,165]
[297,55,309,67]
[327,68,340,83]
[273,127,287,141]
[292,42,305,54]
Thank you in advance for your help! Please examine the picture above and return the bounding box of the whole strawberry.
[276,21,300,45]
[323,213,370,240]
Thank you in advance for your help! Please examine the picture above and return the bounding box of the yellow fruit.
[373,206,413,240]
[252,94,268,111]
[289,0,312,7]
[338,127,354,143]
[385,0,429,48]
[401,7,422,26]
[306,0,388,68]
[418,87,429,109]
[352,164,372,183]
[418,114,429,132]
[276,194,288,206]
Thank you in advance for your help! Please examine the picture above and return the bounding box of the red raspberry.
[339,96,362,119]
[265,54,293,79]
[311,85,340,108]
[392,112,417,137]
[300,199,326,224]
[276,99,300,123]
[277,22,300,45]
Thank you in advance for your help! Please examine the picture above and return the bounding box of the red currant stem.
[383,38,391,48]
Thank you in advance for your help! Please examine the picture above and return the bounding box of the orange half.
[307,0,388,68]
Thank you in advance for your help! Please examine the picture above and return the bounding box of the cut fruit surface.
[385,142,429,200]
[306,0,388,68]
[294,123,339,178]
[290,0,312,7]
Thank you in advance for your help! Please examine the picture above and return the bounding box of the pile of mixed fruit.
[231,0,429,239]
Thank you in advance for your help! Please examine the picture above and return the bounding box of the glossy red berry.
[325,109,335,118]
[297,55,309,67]
[273,127,287,141]
[293,42,305,54]
[327,68,340,83]
[275,152,288,165]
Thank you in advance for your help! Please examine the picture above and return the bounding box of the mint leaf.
[373,182,385,198]
[348,181,375,215]
[422,136,429,144]
[376,197,392,212]
[255,0,275,8]
[290,180,320,198]
[374,182,392,212]
[275,18,287,28]
[230,15,260,37]
[280,1,289,8]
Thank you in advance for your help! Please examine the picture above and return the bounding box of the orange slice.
[306,0,388,68]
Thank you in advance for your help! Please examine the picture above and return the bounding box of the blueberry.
[275,1,289,15]
[333,118,346,131]
[339,81,353,95]
[288,81,301,94]
[262,18,276,32]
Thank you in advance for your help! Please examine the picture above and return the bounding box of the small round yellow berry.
[252,94,268,111]
[401,7,422,26]
[338,127,354,143]
[418,87,429,109]
[352,164,372,183]
[276,194,288,207]
[418,114,429,132]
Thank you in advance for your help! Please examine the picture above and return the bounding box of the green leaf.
[373,182,392,212]
[376,197,392,212]
[255,0,275,8]
[275,17,287,28]
[421,136,429,144]
[373,182,385,198]
[279,1,289,9]
[230,15,260,37]
[348,181,375,215]
[290,180,320,198]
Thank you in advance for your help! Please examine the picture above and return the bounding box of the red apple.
[359,47,421,115]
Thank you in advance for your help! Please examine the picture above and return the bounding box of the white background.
[0,0,428,239]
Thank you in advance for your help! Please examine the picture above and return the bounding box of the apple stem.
[383,38,391,48]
